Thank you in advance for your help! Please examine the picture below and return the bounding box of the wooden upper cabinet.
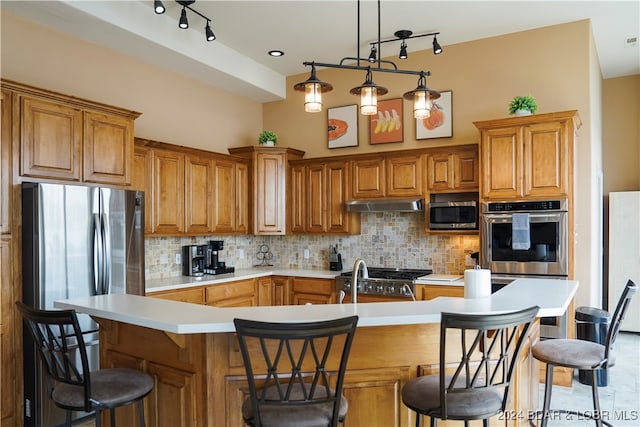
[475,111,579,200]
[229,146,305,235]
[290,164,306,233]
[212,158,235,233]
[153,149,184,234]
[83,111,133,185]
[427,146,478,192]
[306,163,326,233]
[132,146,153,233]
[386,154,424,197]
[0,90,11,234]
[326,161,358,234]
[19,95,83,181]
[352,158,385,199]
[185,154,213,234]
[5,81,140,186]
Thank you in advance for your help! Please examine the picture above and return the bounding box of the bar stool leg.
[590,370,603,427]
[541,363,554,427]
[138,399,146,427]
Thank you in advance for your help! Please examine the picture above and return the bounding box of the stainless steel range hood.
[345,198,424,212]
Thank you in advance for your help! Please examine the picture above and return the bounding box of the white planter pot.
[514,109,532,117]
[262,141,275,146]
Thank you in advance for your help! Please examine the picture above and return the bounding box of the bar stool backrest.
[439,306,539,419]
[603,280,638,368]
[234,315,359,427]
[16,302,93,412]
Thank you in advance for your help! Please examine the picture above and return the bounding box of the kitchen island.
[56,278,578,427]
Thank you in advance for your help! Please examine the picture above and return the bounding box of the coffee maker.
[182,245,205,276]
[204,240,235,275]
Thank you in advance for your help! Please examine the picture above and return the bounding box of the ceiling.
[3,1,639,102]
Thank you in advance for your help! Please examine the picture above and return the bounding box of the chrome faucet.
[351,258,369,303]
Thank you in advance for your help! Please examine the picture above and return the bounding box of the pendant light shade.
[350,68,388,115]
[403,72,440,119]
[293,63,333,113]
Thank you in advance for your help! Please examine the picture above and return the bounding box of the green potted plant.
[258,130,278,146]
[508,95,538,116]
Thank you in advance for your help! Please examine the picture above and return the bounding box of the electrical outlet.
[303,249,310,259]
[159,253,168,264]
[175,253,181,265]
[239,249,245,259]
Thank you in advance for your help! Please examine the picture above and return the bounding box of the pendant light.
[403,71,440,119]
[293,63,333,113]
[350,68,388,115]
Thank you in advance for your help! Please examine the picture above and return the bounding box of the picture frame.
[369,98,403,145]
[416,90,453,140]
[328,104,358,149]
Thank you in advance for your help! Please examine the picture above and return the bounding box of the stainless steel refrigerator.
[21,182,145,427]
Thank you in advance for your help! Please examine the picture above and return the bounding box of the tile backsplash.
[145,212,479,279]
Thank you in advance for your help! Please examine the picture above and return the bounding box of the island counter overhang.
[54,278,578,427]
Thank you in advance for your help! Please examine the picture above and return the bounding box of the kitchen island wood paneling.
[57,278,577,427]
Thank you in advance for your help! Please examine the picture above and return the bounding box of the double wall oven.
[481,199,569,339]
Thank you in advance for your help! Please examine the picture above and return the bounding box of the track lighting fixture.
[293,62,333,113]
[403,71,441,119]
[368,46,377,63]
[295,0,443,116]
[154,0,165,14]
[153,1,217,42]
[433,35,443,55]
[178,7,188,29]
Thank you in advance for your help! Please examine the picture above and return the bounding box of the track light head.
[205,21,216,41]
[433,35,443,54]
[368,46,377,63]
[179,7,189,29]
[399,41,408,59]
[154,0,165,14]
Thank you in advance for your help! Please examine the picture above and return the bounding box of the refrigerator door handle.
[92,213,103,296]
[101,212,111,295]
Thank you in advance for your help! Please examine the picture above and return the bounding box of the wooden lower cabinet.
[0,239,16,427]
[149,287,205,305]
[272,276,291,306]
[98,317,540,427]
[416,284,464,300]
[291,277,335,304]
[205,279,257,307]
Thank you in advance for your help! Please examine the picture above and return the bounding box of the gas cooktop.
[336,268,433,298]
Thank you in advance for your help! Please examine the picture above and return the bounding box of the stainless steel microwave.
[428,201,478,230]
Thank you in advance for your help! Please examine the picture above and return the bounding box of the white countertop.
[145,268,345,293]
[55,278,578,334]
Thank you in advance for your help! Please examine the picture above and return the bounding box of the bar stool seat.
[532,339,615,370]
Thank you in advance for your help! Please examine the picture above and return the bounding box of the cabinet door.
[523,120,568,197]
[453,149,479,190]
[386,155,424,197]
[352,158,385,199]
[148,287,204,305]
[205,279,257,307]
[481,127,522,199]
[185,155,213,234]
[256,277,272,306]
[132,146,153,233]
[272,276,291,306]
[417,284,464,300]
[235,161,250,234]
[327,161,356,234]
[307,163,326,233]
[255,151,285,234]
[212,159,236,233]
[83,111,133,185]
[1,239,16,425]
[427,152,452,191]
[291,278,335,305]
[20,95,82,181]
[290,164,306,233]
[146,362,198,427]
[0,90,10,234]
[153,149,185,234]
[342,367,410,427]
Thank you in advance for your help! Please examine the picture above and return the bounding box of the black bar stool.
[233,315,359,427]
[532,280,637,427]
[17,302,154,427]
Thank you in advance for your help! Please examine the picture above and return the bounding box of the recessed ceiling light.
[268,50,284,57]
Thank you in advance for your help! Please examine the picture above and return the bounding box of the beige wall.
[0,10,263,153]
[602,75,640,193]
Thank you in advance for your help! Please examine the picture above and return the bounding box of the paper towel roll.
[464,268,491,298]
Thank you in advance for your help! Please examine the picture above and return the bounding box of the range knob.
[387,285,395,294]
[343,282,351,291]
[376,285,384,293]
[364,283,373,292]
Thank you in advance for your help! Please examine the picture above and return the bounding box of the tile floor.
[533,332,640,426]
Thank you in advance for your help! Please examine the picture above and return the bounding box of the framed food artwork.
[328,104,358,149]
[369,98,403,144]
[416,90,453,140]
